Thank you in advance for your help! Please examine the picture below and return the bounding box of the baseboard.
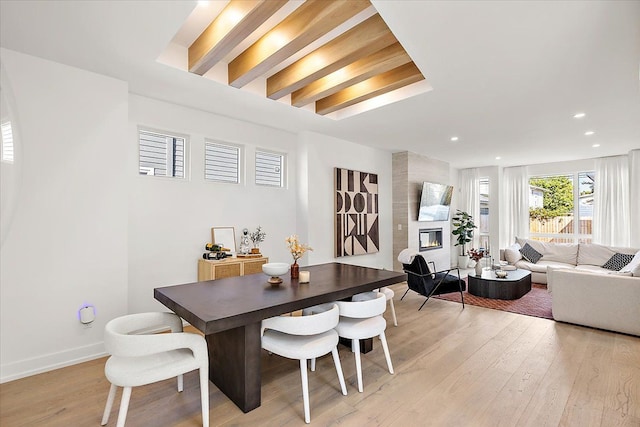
[0,342,107,384]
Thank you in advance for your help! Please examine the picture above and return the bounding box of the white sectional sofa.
[502,238,640,336]
[502,238,640,284]
[547,268,640,336]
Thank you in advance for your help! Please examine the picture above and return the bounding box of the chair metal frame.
[401,257,465,310]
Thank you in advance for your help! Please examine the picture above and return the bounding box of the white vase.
[475,262,483,276]
[458,255,469,268]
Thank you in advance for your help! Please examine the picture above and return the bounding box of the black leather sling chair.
[401,255,466,310]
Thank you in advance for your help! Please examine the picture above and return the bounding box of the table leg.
[206,322,262,413]
[339,336,373,353]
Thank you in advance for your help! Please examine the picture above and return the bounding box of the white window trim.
[138,126,190,180]
[255,148,287,188]
[204,139,244,185]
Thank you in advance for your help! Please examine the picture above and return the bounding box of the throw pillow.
[520,243,543,264]
[602,252,635,271]
[504,243,523,264]
[620,250,640,273]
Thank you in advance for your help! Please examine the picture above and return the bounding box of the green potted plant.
[452,210,477,268]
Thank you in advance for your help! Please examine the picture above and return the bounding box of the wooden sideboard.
[197,256,269,281]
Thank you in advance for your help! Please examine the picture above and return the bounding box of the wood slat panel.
[267,14,397,100]
[189,0,288,75]
[228,0,371,88]
[291,42,411,107]
[316,62,424,115]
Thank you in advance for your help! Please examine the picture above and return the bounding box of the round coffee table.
[468,269,532,300]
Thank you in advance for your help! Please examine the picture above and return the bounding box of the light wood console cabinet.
[197,257,269,281]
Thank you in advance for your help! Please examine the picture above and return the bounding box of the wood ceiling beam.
[267,14,397,100]
[228,0,372,88]
[315,62,425,115]
[290,42,411,107]
[188,0,288,76]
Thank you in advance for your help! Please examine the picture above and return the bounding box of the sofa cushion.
[575,264,634,276]
[516,260,572,273]
[603,253,635,271]
[515,237,578,264]
[620,250,640,274]
[577,243,637,267]
[520,243,543,263]
[504,243,523,264]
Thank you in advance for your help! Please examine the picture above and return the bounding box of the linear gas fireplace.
[419,228,443,251]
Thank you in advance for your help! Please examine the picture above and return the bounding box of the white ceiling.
[1,0,639,169]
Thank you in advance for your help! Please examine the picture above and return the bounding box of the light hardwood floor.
[1,282,639,426]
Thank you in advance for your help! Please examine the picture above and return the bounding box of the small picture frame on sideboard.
[212,227,236,255]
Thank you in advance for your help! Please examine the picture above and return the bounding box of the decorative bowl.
[262,263,290,284]
[495,270,508,278]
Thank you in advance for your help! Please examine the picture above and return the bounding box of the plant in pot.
[452,209,477,268]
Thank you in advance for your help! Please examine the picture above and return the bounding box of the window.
[205,141,241,184]
[479,178,490,250]
[1,121,14,163]
[529,172,594,243]
[255,150,285,187]
[138,129,186,178]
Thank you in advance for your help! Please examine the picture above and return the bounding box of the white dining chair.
[261,304,347,424]
[101,312,209,427]
[353,287,397,326]
[305,293,394,393]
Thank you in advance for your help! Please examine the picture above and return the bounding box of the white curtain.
[458,168,480,251]
[501,166,529,247]
[629,150,640,248]
[593,155,630,247]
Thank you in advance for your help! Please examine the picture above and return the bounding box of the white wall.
[128,95,299,313]
[0,49,129,382]
[0,50,430,382]
[298,131,393,270]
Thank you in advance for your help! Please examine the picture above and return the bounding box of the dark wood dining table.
[154,262,406,413]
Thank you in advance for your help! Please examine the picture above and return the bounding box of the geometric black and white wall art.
[335,167,379,257]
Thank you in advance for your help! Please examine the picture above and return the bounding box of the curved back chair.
[261,304,347,424]
[353,287,397,326]
[334,292,394,393]
[101,312,209,427]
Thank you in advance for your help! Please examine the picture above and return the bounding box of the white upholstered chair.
[101,312,209,427]
[304,293,394,393]
[261,304,347,424]
[354,287,397,326]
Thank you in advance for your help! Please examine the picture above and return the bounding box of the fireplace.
[419,228,443,251]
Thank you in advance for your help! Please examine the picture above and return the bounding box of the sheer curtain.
[501,166,529,248]
[593,155,629,247]
[458,168,480,251]
[630,150,640,248]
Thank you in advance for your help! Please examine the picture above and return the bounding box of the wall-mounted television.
[418,182,453,221]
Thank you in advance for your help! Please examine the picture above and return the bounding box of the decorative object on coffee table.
[468,248,484,276]
[286,234,312,279]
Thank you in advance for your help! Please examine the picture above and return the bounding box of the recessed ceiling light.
[585,131,595,136]
[592,144,600,148]
[573,112,586,118]
[450,136,459,142]
[495,156,501,160]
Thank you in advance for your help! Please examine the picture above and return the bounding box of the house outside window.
[138,128,186,178]
[255,150,285,187]
[205,141,241,184]
[529,172,594,243]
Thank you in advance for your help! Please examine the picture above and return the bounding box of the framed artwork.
[211,227,236,254]
[335,167,379,257]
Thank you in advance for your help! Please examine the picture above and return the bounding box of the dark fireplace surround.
[419,228,443,251]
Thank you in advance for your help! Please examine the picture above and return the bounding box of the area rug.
[433,282,553,320]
